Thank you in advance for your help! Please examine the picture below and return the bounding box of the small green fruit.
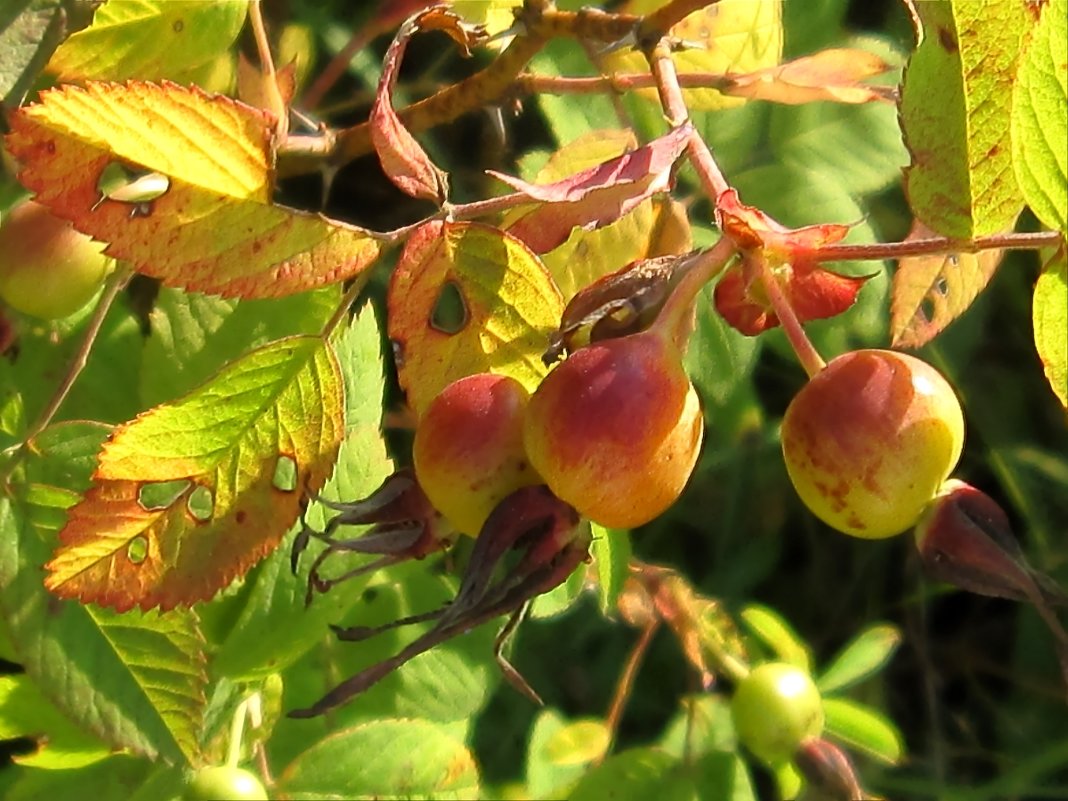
[184,766,268,801]
[781,349,965,539]
[0,200,112,319]
[731,662,824,766]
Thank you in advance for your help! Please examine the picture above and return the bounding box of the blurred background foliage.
[0,0,1065,799]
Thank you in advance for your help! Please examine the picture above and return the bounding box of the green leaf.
[740,604,812,672]
[1034,247,1068,408]
[525,710,590,799]
[1,754,151,801]
[277,718,480,799]
[141,286,340,407]
[0,674,111,768]
[823,696,904,764]
[769,85,907,197]
[544,718,611,766]
[899,0,1028,238]
[47,0,249,82]
[0,0,67,106]
[567,748,685,801]
[1,460,207,763]
[817,623,901,694]
[211,308,392,678]
[659,695,738,757]
[591,522,631,615]
[692,751,757,801]
[1012,0,1068,233]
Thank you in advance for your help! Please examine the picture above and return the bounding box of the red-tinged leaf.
[45,336,345,611]
[714,256,871,336]
[890,221,1004,348]
[5,81,381,298]
[494,124,693,253]
[370,9,477,203]
[387,220,562,417]
[722,48,896,105]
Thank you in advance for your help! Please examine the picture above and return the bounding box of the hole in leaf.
[273,455,298,492]
[127,536,148,564]
[934,276,949,296]
[920,296,936,322]
[138,479,190,510]
[430,281,468,334]
[93,162,171,216]
[187,486,215,521]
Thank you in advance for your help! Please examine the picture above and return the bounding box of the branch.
[811,230,1066,263]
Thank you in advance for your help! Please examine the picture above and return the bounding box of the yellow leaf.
[6,82,381,298]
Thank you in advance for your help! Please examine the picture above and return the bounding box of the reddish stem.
[752,256,826,378]
[811,230,1065,263]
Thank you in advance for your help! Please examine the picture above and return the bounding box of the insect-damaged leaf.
[898,0,1028,239]
[890,221,1003,349]
[45,336,345,611]
[370,8,478,203]
[387,221,562,418]
[5,81,381,298]
[492,123,692,254]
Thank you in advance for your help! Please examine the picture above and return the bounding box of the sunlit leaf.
[1034,246,1067,408]
[899,0,1028,238]
[890,220,1004,348]
[495,123,692,254]
[817,624,901,694]
[211,309,396,679]
[605,0,783,111]
[544,719,611,766]
[47,0,249,82]
[5,81,381,298]
[451,0,521,37]
[740,604,811,672]
[822,697,904,764]
[276,718,480,799]
[387,220,562,417]
[45,336,345,611]
[0,675,111,768]
[1011,0,1068,233]
[722,48,895,105]
[591,522,630,615]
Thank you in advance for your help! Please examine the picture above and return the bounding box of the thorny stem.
[810,230,1065,263]
[601,618,660,762]
[277,0,711,178]
[643,39,730,199]
[516,71,897,102]
[753,255,827,378]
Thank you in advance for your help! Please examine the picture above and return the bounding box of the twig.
[810,230,1065,263]
[601,618,660,761]
[752,254,827,378]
